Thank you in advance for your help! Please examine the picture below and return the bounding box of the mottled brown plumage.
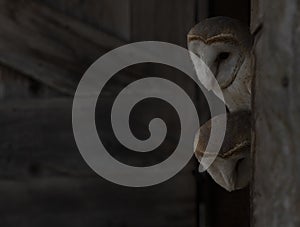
[188,17,253,49]
[188,17,253,191]
[195,111,251,160]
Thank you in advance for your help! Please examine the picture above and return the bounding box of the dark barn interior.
[0,0,253,227]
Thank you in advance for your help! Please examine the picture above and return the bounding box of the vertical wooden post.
[251,0,300,226]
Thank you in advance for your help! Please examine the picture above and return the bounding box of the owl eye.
[218,52,230,60]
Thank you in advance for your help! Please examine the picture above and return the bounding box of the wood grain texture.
[0,98,198,227]
[0,0,125,95]
[39,0,131,41]
[130,0,196,46]
[252,0,300,226]
[0,1,202,226]
[0,177,196,227]
[129,0,199,108]
[0,64,61,100]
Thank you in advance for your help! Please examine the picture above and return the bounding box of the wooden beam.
[0,64,61,100]
[40,0,131,41]
[251,0,300,226]
[0,0,125,95]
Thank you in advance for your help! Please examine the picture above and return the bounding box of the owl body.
[188,17,253,191]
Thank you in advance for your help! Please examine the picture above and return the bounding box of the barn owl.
[188,17,253,191]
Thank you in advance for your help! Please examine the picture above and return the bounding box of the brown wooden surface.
[40,0,131,41]
[0,1,200,226]
[0,0,125,95]
[130,0,196,46]
[251,0,300,226]
[0,98,198,227]
[0,64,61,100]
[0,1,256,226]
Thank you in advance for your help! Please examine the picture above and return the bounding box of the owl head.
[189,17,254,191]
[188,16,253,112]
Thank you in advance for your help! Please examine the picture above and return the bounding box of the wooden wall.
[0,0,253,226]
[0,0,199,226]
[251,0,300,226]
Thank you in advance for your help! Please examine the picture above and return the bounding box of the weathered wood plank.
[0,0,125,95]
[0,177,196,227]
[0,2,201,226]
[0,64,61,100]
[129,0,199,111]
[39,0,131,41]
[252,0,300,226]
[0,98,197,226]
[0,98,192,177]
[130,0,196,46]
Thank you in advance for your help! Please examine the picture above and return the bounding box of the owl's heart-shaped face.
[188,40,243,90]
[194,111,251,191]
[188,16,253,192]
[188,39,253,112]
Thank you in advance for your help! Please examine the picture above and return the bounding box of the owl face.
[188,40,242,89]
[187,17,253,112]
[188,39,253,112]
[194,111,252,191]
[189,17,253,192]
